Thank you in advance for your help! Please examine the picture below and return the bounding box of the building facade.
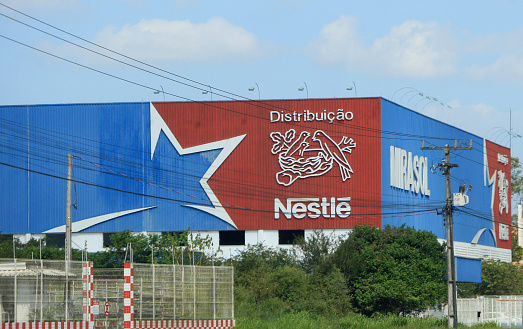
[0,98,512,277]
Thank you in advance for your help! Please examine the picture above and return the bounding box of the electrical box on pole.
[452,193,469,207]
[453,184,472,207]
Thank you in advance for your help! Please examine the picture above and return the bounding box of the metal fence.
[132,264,234,321]
[442,296,523,327]
[0,259,234,324]
[0,259,85,323]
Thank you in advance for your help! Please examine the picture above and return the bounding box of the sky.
[0,0,522,199]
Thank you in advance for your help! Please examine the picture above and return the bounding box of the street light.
[298,82,308,98]
[202,86,213,101]
[153,85,165,101]
[392,87,418,102]
[248,83,260,100]
[347,81,357,97]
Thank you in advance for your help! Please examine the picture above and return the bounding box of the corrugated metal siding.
[1,98,509,246]
[380,99,510,250]
[154,98,382,230]
[1,99,382,234]
[0,102,234,234]
[0,105,30,233]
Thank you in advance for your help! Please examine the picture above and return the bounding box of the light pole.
[298,82,308,98]
[347,81,357,97]
[153,85,165,101]
[202,86,213,101]
[392,87,418,102]
[248,83,260,100]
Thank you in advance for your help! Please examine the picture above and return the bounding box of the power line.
[0,4,514,233]
[0,8,509,147]
[0,159,440,219]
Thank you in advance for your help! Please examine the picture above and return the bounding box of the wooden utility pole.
[421,140,472,328]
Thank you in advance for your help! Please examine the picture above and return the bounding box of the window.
[46,233,65,247]
[103,233,115,247]
[219,230,245,246]
[278,230,304,245]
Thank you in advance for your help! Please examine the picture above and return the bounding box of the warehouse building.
[0,98,512,280]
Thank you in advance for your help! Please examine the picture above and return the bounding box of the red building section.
[153,98,382,230]
[485,140,512,249]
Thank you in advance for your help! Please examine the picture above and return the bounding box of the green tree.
[333,224,447,316]
[232,244,295,304]
[292,229,343,274]
[232,243,351,318]
[512,214,523,262]
[0,236,83,260]
[476,259,522,295]
[512,157,523,201]
[89,230,218,268]
[512,157,522,262]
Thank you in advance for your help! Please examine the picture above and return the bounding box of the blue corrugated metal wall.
[0,99,502,246]
[0,102,235,234]
[381,99,495,247]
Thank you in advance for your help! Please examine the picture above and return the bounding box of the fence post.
[140,278,142,321]
[173,265,176,321]
[124,262,134,329]
[212,266,216,321]
[83,261,94,324]
[193,266,196,321]
[231,266,234,320]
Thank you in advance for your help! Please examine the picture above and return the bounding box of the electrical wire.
[0,4,517,232]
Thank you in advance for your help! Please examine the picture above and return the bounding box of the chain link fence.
[0,259,234,325]
[0,259,84,323]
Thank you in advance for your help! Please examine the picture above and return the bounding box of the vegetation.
[512,157,522,201]
[233,225,447,318]
[332,225,447,316]
[2,225,512,327]
[1,229,218,267]
[236,312,500,329]
[458,258,522,297]
[0,235,83,260]
[89,230,218,268]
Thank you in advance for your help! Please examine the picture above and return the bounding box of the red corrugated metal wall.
[153,98,382,230]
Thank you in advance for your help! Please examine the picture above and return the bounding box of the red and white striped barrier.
[2,322,90,329]
[132,320,235,329]
[1,321,235,329]
[83,261,93,322]
[124,262,134,329]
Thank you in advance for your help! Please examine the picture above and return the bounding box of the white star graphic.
[150,103,245,229]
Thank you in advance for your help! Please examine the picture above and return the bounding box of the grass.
[235,312,502,329]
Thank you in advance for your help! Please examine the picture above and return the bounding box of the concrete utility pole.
[65,153,72,321]
[422,140,472,329]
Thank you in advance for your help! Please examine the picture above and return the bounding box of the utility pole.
[66,153,72,264]
[422,140,472,329]
[65,153,72,321]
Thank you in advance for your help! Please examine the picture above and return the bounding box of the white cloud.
[309,16,458,79]
[310,16,523,83]
[467,54,523,82]
[308,16,366,66]
[371,21,457,78]
[422,101,513,142]
[93,17,261,63]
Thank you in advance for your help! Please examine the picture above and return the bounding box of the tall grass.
[235,312,501,329]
